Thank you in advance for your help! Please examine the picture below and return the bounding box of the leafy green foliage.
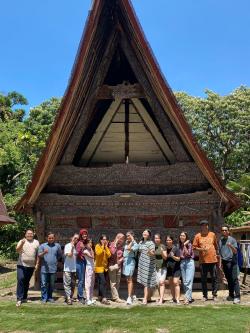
[175,87,250,226]
[175,86,250,181]
[0,91,27,122]
[0,93,60,258]
[225,174,250,226]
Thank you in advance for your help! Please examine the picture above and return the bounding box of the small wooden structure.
[0,190,16,226]
[231,222,250,241]
[15,0,240,244]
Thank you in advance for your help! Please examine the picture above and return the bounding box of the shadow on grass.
[0,266,16,274]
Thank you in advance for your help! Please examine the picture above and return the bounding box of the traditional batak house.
[16,0,240,244]
[0,190,16,226]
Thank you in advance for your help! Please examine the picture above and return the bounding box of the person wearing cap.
[193,220,219,301]
[75,229,88,303]
[219,225,240,304]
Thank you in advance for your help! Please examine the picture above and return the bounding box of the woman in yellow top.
[95,234,111,305]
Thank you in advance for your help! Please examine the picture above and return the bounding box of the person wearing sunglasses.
[219,225,240,304]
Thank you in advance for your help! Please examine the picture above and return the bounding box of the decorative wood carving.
[36,191,220,217]
[97,82,144,99]
[46,162,210,195]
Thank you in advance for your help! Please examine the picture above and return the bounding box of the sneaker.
[78,298,86,305]
[233,298,240,304]
[91,299,96,304]
[212,296,218,302]
[226,296,234,301]
[16,301,22,307]
[78,298,85,304]
[41,299,47,304]
[86,300,93,306]
[66,298,73,305]
[132,295,137,303]
[202,297,208,301]
[126,296,132,305]
[47,298,55,303]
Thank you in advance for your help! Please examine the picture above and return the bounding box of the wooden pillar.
[33,209,45,291]
[212,207,224,235]
[34,209,45,242]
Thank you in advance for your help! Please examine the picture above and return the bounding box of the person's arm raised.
[16,239,26,253]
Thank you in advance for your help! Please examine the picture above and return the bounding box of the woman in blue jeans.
[76,229,88,303]
[179,232,195,305]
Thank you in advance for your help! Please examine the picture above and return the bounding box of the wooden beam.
[97,83,145,99]
[132,98,176,163]
[80,99,122,166]
[124,99,130,162]
[120,33,191,162]
[60,28,120,165]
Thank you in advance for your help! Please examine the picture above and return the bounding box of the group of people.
[15,219,241,307]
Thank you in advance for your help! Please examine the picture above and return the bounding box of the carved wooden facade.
[16,0,240,244]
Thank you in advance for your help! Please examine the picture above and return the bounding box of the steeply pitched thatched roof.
[15,0,240,214]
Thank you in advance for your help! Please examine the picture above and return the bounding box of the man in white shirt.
[64,234,79,305]
[16,229,39,307]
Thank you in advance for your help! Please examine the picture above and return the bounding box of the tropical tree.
[225,174,250,226]
[0,95,60,258]
[0,91,27,122]
[175,86,250,182]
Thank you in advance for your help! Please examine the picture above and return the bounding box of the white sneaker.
[233,298,240,304]
[16,301,22,307]
[126,296,132,305]
[132,295,137,303]
[87,300,93,306]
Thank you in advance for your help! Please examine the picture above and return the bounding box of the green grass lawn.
[0,302,249,333]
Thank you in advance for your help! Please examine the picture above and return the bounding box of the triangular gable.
[78,98,176,166]
[15,0,240,213]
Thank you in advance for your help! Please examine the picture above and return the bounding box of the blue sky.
[1,0,250,111]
